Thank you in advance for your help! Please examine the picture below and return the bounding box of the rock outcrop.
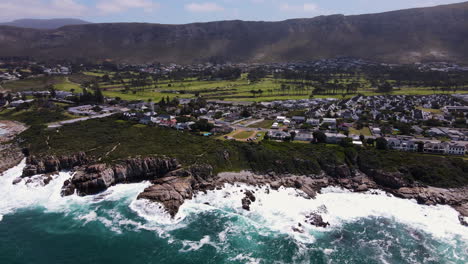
[23,152,89,177]
[17,151,468,222]
[241,190,256,211]
[61,157,179,196]
[136,165,213,217]
[391,186,468,216]
[0,143,23,175]
[305,213,330,228]
[0,120,27,175]
[137,176,194,217]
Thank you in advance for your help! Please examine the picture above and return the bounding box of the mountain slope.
[0,2,467,64]
[0,18,91,30]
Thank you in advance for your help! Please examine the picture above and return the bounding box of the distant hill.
[0,2,467,64]
[0,18,90,29]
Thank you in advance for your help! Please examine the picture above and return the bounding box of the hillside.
[0,18,90,30]
[0,2,467,64]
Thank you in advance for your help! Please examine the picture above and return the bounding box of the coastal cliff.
[19,153,468,222]
[0,120,27,175]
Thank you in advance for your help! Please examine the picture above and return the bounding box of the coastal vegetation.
[17,117,468,188]
[0,100,77,126]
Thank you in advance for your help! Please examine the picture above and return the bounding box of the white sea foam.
[179,235,220,252]
[228,253,263,264]
[0,159,150,225]
[0,159,72,219]
[173,183,468,243]
[130,199,186,225]
[1,160,467,248]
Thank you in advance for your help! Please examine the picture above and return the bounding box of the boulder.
[241,190,256,211]
[137,176,194,217]
[305,213,330,228]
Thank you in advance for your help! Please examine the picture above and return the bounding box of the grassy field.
[53,77,81,92]
[248,119,275,129]
[3,71,468,102]
[0,107,78,126]
[349,127,372,136]
[1,76,65,92]
[416,106,443,115]
[232,130,256,140]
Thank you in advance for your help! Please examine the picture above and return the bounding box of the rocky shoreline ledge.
[12,153,468,227]
[0,121,27,174]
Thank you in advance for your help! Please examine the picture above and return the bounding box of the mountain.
[0,2,467,64]
[0,18,90,30]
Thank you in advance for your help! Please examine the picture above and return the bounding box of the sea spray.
[1,162,467,263]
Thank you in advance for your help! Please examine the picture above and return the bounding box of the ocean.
[0,159,467,264]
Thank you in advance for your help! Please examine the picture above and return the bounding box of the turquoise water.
[0,161,467,264]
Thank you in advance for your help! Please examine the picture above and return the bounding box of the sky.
[0,0,464,24]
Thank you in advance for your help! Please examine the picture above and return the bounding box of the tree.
[240,109,251,118]
[102,74,111,83]
[47,84,56,98]
[213,111,223,119]
[313,131,327,143]
[416,141,424,152]
[366,138,375,146]
[377,82,393,93]
[257,89,264,97]
[359,135,365,142]
[376,137,388,150]
[339,138,353,148]
[94,87,104,103]
[290,131,296,141]
[191,119,214,132]
[92,105,103,112]
[159,97,166,107]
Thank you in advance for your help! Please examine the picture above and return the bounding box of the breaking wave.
[1,160,467,263]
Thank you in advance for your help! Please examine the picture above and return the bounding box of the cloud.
[0,0,87,20]
[97,0,160,14]
[185,2,225,12]
[279,2,319,13]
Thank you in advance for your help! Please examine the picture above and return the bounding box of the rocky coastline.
[0,120,27,175]
[15,153,468,226]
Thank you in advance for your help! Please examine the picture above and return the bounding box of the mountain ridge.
[0,2,467,64]
[0,18,91,30]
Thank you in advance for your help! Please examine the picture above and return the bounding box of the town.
[2,81,468,156]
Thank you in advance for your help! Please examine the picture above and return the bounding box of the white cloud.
[97,0,160,14]
[185,2,225,12]
[0,0,87,20]
[279,2,319,13]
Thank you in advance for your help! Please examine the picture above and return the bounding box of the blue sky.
[0,0,463,24]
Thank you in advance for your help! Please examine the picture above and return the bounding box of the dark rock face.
[61,157,179,196]
[241,190,256,211]
[0,143,23,175]
[459,215,468,227]
[305,213,330,228]
[22,152,88,177]
[136,165,213,217]
[19,152,467,220]
[323,164,352,178]
[137,176,194,217]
